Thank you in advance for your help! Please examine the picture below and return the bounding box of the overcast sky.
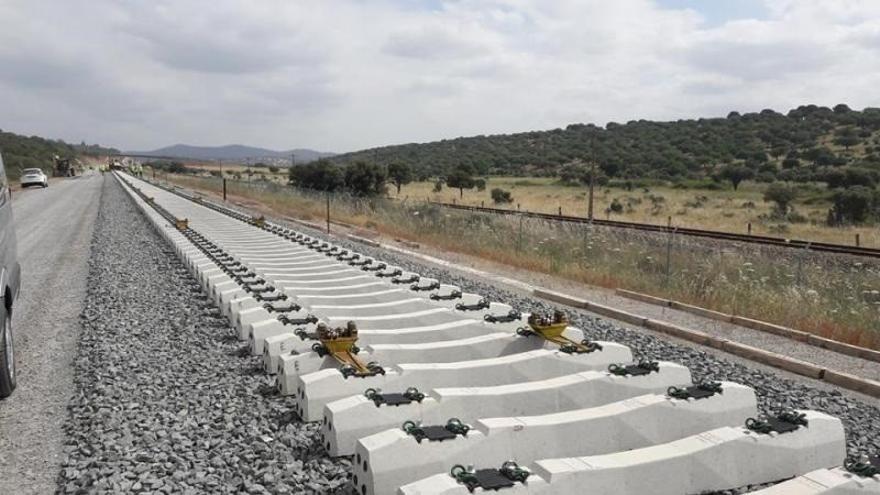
[1,0,879,153]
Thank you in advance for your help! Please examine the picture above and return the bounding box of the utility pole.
[588,161,595,221]
[587,134,596,221]
[326,192,331,234]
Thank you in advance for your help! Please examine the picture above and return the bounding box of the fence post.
[222,178,227,201]
[558,206,562,216]
[326,192,330,234]
[517,214,524,252]
[796,243,809,286]
[856,233,860,247]
[665,228,674,286]
[747,222,751,235]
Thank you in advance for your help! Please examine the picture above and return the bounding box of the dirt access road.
[0,173,103,494]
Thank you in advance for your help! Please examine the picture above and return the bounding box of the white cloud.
[0,0,878,153]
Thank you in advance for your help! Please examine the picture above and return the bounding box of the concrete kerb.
[821,369,880,397]
[730,316,811,343]
[615,288,880,364]
[615,289,671,308]
[529,286,879,398]
[807,334,880,363]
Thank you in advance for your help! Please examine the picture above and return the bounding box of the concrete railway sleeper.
[400,410,846,495]
[752,458,880,494]
[324,362,693,456]
[115,173,866,494]
[355,381,757,495]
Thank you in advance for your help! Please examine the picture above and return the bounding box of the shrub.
[828,186,879,224]
[491,188,513,204]
[763,182,797,215]
[608,198,624,214]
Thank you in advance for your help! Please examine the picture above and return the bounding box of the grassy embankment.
[163,173,880,350]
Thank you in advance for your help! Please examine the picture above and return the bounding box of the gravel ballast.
[61,178,879,494]
[59,178,349,493]
[268,215,880,459]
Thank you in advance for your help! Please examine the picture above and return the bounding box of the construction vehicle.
[52,156,76,177]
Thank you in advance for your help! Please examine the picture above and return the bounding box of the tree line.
[0,130,118,178]
[329,104,880,181]
[322,104,880,224]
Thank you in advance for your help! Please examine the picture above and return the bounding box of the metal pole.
[326,192,331,234]
[518,214,524,252]
[588,161,595,220]
[665,228,674,286]
[856,233,860,247]
[222,178,227,201]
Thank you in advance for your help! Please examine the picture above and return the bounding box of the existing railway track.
[114,172,879,495]
[430,201,880,259]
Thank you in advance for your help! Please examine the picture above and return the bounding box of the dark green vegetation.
[287,160,393,196]
[331,104,880,179]
[0,130,117,179]
[327,104,880,224]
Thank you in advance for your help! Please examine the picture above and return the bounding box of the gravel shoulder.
[59,176,348,493]
[0,174,103,494]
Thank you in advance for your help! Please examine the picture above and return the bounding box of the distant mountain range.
[126,144,334,164]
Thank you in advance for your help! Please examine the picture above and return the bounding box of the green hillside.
[0,129,118,179]
[331,104,880,183]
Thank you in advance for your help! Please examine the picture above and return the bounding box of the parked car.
[19,168,48,188]
[0,151,21,398]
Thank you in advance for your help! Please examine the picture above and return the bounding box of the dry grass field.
[392,177,878,248]
[169,166,877,248]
